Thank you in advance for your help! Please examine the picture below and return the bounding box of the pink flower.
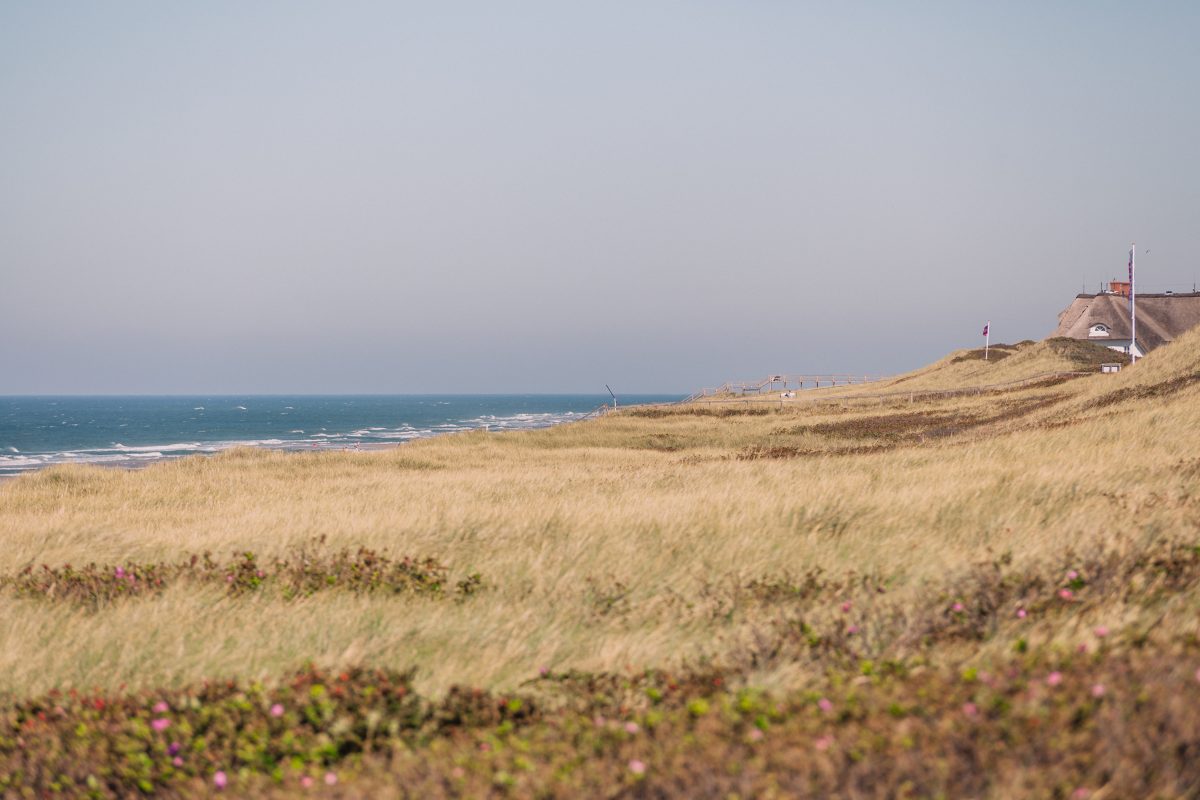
[1067,570,1079,581]
[1077,643,1089,654]
[172,756,184,767]
[1017,608,1027,619]
[1073,789,1091,799]
[814,735,833,751]
[114,567,125,579]
[153,701,169,714]
[818,698,833,713]
[847,625,859,635]
[952,602,965,612]
[168,742,181,756]
[270,703,284,717]
[151,718,170,732]
[300,776,314,788]
[748,728,764,741]
[538,666,549,677]
[840,601,852,613]
[1094,626,1109,638]
[1058,589,1074,600]
[1046,671,1063,687]
[225,575,234,583]
[628,759,647,775]
[213,771,227,789]
[324,772,337,786]
[624,721,640,734]
[962,702,978,717]
[1091,683,1106,698]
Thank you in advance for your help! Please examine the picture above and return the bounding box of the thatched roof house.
[1052,283,1200,357]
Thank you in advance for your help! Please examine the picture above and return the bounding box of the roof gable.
[1050,293,1200,351]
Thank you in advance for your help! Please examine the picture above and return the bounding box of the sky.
[2,1,1199,394]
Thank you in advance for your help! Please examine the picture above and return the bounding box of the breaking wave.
[0,408,601,478]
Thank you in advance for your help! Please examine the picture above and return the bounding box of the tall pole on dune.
[983,321,990,361]
[1129,243,1137,364]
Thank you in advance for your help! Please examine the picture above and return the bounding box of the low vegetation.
[2,333,1200,796]
[3,540,479,607]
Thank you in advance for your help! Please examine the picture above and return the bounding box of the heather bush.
[2,539,476,607]
[3,635,1200,798]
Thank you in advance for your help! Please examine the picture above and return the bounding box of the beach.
[0,394,680,479]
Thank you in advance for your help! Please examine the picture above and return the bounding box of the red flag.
[982,323,989,336]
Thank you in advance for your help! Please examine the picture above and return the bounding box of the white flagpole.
[984,321,990,361]
[1130,243,1137,364]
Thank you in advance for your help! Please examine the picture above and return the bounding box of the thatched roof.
[1052,293,1200,352]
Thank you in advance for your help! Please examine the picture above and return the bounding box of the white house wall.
[1102,340,1145,358]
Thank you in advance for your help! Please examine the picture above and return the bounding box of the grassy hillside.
[1,330,1199,797]
[866,337,1128,392]
[694,337,1128,402]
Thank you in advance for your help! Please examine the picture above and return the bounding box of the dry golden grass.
[2,331,1199,703]
[693,337,1122,406]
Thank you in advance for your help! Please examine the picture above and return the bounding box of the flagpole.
[1130,243,1137,364]
[984,321,990,361]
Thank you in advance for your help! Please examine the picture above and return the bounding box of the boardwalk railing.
[576,403,616,422]
[683,374,888,403]
[576,370,1091,425]
[685,371,1090,407]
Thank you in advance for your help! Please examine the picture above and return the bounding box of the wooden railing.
[684,371,1090,407]
[566,367,1094,424]
[576,403,615,422]
[683,373,888,403]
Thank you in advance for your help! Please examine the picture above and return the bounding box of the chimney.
[1109,279,1131,297]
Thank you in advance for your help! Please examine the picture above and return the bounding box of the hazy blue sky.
[2,2,1198,393]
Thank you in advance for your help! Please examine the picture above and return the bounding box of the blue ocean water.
[0,395,682,477]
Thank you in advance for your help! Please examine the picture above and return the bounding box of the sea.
[0,395,683,478]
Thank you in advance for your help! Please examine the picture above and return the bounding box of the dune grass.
[2,332,1200,796]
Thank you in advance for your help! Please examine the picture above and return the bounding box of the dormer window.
[1089,324,1110,338]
